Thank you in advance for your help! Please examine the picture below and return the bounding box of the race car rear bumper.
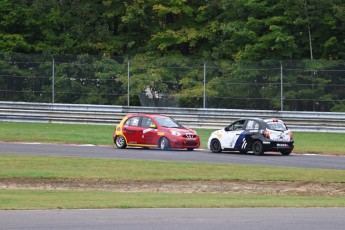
[263,141,294,151]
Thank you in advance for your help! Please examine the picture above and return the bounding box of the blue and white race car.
[207,118,294,155]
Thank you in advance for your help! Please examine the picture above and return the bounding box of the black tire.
[210,139,222,153]
[159,137,170,150]
[252,140,264,155]
[187,148,194,151]
[115,135,127,149]
[280,150,292,156]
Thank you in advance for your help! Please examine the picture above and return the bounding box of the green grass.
[0,122,114,145]
[0,122,344,209]
[0,122,345,154]
[1,154,345,182]
[291,132,345,154]
[2,190,344,210]
[1,154,345,209]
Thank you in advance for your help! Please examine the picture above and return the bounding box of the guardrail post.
[52,55,55,104]
[280,62,283,112]
[127,61,130,107]
[203,62,206,109]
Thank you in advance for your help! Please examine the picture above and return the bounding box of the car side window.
[141,117,155,128]
[246,120,260,130]
[124,117,140,127]
[229,120,246,131]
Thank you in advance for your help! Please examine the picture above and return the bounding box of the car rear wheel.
[159,137,170,150]
[280,150,292,156]
[210,139,222,153]
[252,141,264,155]
[115,135,127,149]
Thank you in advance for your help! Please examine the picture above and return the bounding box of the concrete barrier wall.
[1,101,345,133]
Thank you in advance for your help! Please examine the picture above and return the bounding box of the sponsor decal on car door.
[122,116,143,144]
[141,117,158,146]
[234,131,249,150]
[222,130,244,149]
[123,126,144,144]
[143,128,158,145]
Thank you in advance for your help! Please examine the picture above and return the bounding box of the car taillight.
[289,131,293,140]
[264,130,270,139]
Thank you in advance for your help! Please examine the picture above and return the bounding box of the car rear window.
[266,121,287,131]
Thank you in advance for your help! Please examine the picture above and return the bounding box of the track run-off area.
[1,142,345,230]
[1,142,345,170]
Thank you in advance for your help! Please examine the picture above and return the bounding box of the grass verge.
[1,190,345,210]
[1,154,345,182]
[0,154,345,209]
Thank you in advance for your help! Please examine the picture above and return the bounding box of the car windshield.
[155,117,182,128]
[266,121,287,131]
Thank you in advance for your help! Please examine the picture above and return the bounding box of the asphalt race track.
[1,208,345,230]
[0,142,345,170]
[1,142,345,230]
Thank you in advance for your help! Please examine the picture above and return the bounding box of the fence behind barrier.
[1,54,345,112]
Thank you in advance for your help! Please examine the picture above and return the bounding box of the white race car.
[207,118,294,155]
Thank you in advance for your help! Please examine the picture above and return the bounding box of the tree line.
[1,0,345,60]
[0,1,344,111]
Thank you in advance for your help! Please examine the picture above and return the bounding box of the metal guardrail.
[0,101,345,133]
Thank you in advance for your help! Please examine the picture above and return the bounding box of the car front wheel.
[159,137,170,150]
[115,135,127,149]
[210,139,222,153]
[252,141,264,155]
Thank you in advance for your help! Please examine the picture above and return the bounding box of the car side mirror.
[224,127,229,131]
[149,124,157,129]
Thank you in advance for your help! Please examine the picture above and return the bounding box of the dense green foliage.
[1,1,345,110]
[1,0,345,60]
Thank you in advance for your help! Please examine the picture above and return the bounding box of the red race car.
[113,114,200,151]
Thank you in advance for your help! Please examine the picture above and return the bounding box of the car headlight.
[170,130,182,136]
